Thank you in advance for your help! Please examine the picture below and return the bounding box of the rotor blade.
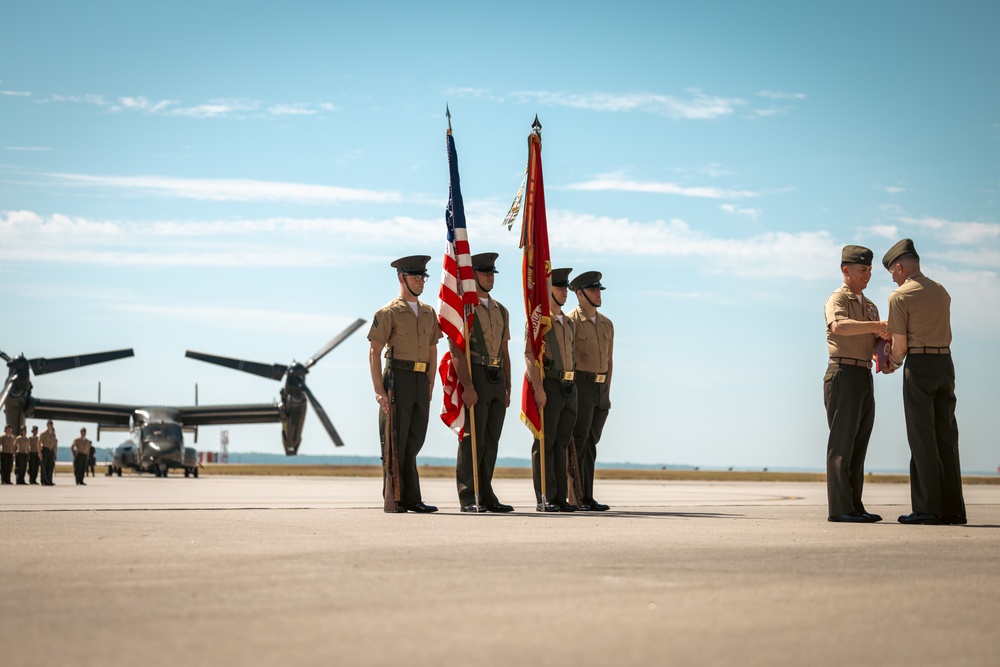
[301,383,345,447]
[29,348,135,376]
[0,351,11,363]
[185,351,288,381]
[303,318,367,369]
[0,373,18,405]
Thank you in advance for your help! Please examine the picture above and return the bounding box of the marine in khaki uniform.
[823,245,889,523]
[568,271,613,512]
[525,267,579,512]
[1,424,16,484]
[27,425,41,484]
[368,255,443,513]
[39,420,58,486]
[883,239,966,525]
[14,425,30,484]
[71,427,92,486]
[451,252,514,513]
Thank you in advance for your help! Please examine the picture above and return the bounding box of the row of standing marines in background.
[0,421,95,486]
[825,238,966,525]
[367,252,612,514]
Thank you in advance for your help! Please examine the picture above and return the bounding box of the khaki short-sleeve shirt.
[526,313,575,371]
[0,434,15,454]
[472,298,510,357]
[71,437,92,456]
[40,431,57,450]
[824,285,880,361]
[569,309,613,374]
[886,272,952,349]
[27,435,39,453]
[368,296,442,363]
[15,435,30,454]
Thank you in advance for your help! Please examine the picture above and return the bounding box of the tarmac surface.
[2,474,999,667]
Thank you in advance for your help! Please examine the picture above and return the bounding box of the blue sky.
[2,1,998,472]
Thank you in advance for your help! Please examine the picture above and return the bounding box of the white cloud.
[114,303,357,336]
[545,210,839,280]
[44,172,401,204]
[882,186,907,194]
[898,215,1000,245]
[268,104,317,116]
[113,96,178,113]
[757,91,806,100]
[870,224,899,239]
[33,92,334,119]
[567,175,759,199]
[509,89,744,119]
[1,90,31,97]
[720,204,762,222]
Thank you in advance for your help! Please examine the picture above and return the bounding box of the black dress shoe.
[536,501,560,512]
[898,512,942,525]
[555,501,578,512]
[401,502,438,513]
[828,512,877,523]
[583,498,610,511]
[484,502,514,513]
[460,503,487,513]
[863,512,883,522]
[939,514,968,525]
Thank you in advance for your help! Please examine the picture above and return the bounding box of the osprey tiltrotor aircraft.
[1,318,365,477]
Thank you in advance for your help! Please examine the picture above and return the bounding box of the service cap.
[471,252,500,273]
[390,255,431,277]
[881,238,919,270]
[570,270,605,292]
[841,245,873,266]
[551,267,573,287]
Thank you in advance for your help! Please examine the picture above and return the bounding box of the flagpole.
[447,105,481,512]
[462,315,481,511]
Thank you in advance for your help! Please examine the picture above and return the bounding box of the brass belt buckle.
[488,357,501,367]
[595,373,607,383]
[562,371,575,381]
[413,362,428,373]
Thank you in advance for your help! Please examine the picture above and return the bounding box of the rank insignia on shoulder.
[373,316,379,328]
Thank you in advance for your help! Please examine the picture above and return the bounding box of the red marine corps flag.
[519,117,551,438]
[437,108,479,438]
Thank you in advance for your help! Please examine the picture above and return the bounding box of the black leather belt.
[470,352,504,368]
[830,357,872,369]
[909,347,950,355]
[544,369,575,381]
[576,371,607,383]
[389,359,428,373]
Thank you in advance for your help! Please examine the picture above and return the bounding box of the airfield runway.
[2,475,998,667]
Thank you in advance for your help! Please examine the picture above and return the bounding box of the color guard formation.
[368,254,615,514]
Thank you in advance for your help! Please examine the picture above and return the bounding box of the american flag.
[437,127,478,438]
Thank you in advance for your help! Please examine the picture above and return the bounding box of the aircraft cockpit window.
[142,424,183,441]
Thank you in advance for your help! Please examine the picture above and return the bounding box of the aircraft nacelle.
[279,383,308,456]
